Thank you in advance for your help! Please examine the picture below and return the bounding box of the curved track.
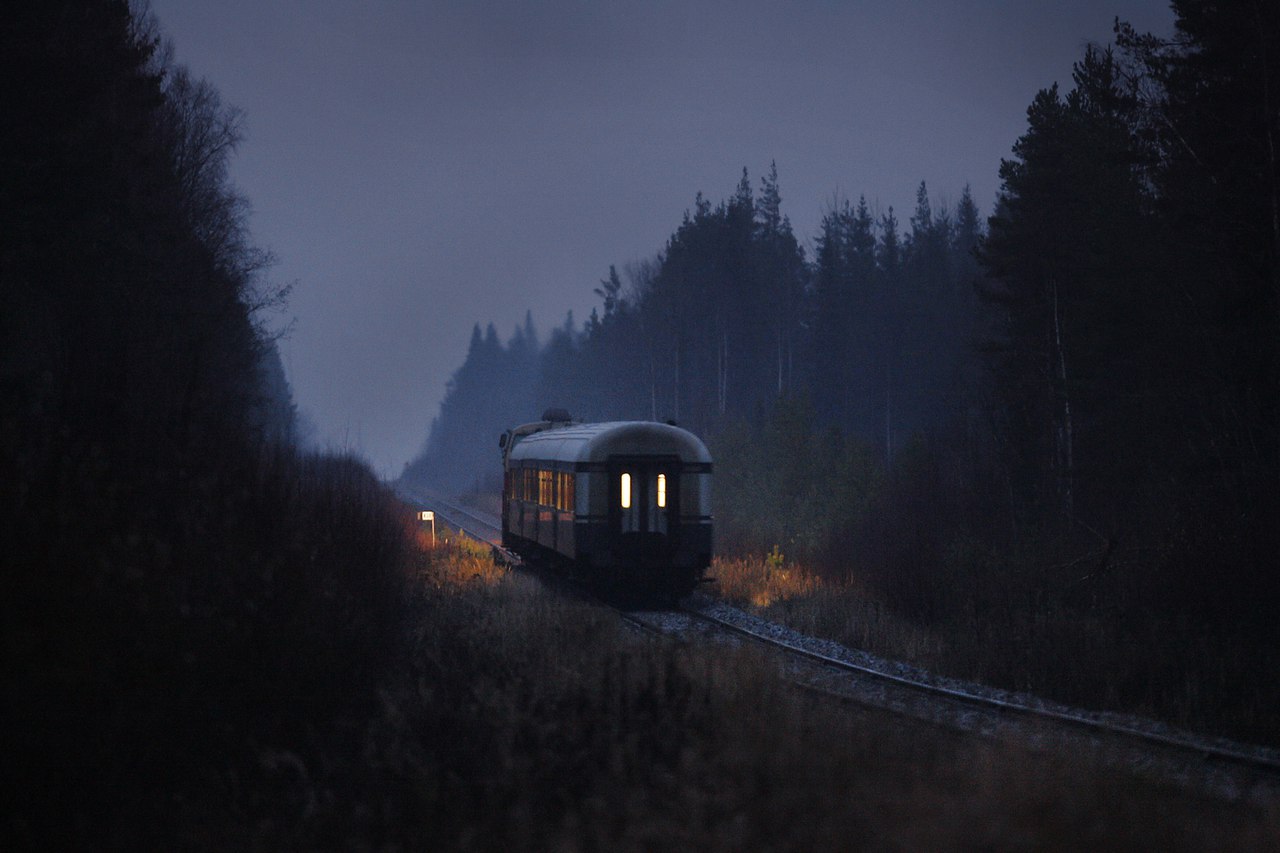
[676,603,1280,782]
[394,482,1280,798]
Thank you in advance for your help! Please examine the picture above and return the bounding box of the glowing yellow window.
[620,472,631,509]
[657,473,666,508]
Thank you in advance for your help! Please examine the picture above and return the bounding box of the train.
[499,409,713,601]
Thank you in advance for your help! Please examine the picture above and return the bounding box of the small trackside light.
[621,473,631,509]
[657,473,666,508]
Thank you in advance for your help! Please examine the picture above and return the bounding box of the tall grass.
[5,444,412,847]
[9,456,1276,848]
[708,407,1280,749]
[711,549,1280,747]
[712,548,824,608]
[247,547,1275,850]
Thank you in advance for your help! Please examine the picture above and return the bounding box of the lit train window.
[620,472,631,509]
[657,473,666,508]
[558,472,574,512]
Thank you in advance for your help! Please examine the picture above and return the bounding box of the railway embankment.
[388,487,1280,845]
[372,537,1279,849]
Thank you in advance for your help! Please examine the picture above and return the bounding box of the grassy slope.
[712,552,1280,749]
[217,536,1275,850]
[14,467,1275,849]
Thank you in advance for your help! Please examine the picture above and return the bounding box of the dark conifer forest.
[407,0,1279,700]
[3,3,408,843]
[4,0,1279,845]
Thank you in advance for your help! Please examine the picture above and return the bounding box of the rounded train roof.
[507,421,712,466]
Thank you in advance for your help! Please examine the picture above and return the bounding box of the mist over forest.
[4,0,1279,846]
[406,167,980,492]
[407,17,1278,632]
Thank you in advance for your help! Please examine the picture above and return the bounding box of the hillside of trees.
[407,2,1278,658]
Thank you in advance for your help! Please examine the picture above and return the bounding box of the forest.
[4,0,1278,845]
[3,2,413,842]
[406,1,1280,715]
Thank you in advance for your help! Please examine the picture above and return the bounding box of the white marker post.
[418,510,435,547]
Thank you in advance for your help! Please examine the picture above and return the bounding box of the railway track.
[679,603,1280,776]
[395,483,1280,801]
[395,483,503,545]
[673,602,1280,803]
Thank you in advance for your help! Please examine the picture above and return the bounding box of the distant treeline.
[407,3,1278,630]
[407,167,981,490]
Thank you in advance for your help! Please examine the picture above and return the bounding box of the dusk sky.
[146,0,1174,477]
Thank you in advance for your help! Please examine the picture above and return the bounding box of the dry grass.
[329,546,1277,851]
[712,547,825,608]
[710,549,1280,748]
[713,552,949,667]
[15,460,1274,849]
[408,520,506,589]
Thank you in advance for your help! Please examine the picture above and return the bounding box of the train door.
[608,456,679,552]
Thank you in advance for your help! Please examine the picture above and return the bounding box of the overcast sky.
[146,0,1173,477]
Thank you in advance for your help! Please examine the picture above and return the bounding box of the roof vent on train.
[542,407,572,423]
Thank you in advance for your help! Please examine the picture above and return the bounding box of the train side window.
[620,472,631,509]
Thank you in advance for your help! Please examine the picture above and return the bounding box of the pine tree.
[980,46,1162,530]
[594,265,623,319]
[1112,1,1280,618]
[757,160,784,235]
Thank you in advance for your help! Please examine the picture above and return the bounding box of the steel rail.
[396,484,502,544]
[681,604,1280,776]
[393,482,1280,778]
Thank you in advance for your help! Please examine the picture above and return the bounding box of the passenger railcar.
[499,410,713,599]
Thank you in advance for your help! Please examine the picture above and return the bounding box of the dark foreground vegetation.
[4,0,1276,846]
[411,1,1280,748]
[16,513,1280,848]
[709,404,1280,748]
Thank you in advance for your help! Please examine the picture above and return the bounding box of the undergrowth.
[254,549,1276,851]
[7,461,1276,849]
[711,549,1280,749]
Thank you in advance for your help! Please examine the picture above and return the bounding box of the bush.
[4,444,412,846]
